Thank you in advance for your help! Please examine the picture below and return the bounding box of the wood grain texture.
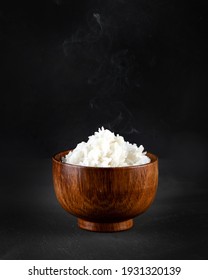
[52,150,158,232]
[78,218,133,232]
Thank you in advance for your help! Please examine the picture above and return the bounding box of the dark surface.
[0,157,207,260]
[0,0,208,259]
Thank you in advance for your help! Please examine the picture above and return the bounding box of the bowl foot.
[78,218,133,232]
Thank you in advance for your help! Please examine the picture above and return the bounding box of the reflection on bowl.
[52,150,158,232]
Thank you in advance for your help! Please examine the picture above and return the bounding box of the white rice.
[62,127,151,167]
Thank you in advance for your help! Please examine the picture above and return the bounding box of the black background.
[0,0,208,259]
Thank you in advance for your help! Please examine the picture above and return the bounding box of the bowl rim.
[52,150,158,169]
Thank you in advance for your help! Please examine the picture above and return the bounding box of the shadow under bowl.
[52,150,158,232]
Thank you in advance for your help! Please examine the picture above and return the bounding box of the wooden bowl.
[52,150,158,232]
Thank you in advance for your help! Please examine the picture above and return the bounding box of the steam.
[93,13,103,31]
[62,13,104,57]
[63,2,153,134]
[90,95,140,134]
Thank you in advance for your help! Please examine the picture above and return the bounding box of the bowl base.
[78,218,133,232]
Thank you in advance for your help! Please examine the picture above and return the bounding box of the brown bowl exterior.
[52,150,158,224]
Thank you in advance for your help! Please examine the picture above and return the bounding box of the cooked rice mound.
[62,127,151,167]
